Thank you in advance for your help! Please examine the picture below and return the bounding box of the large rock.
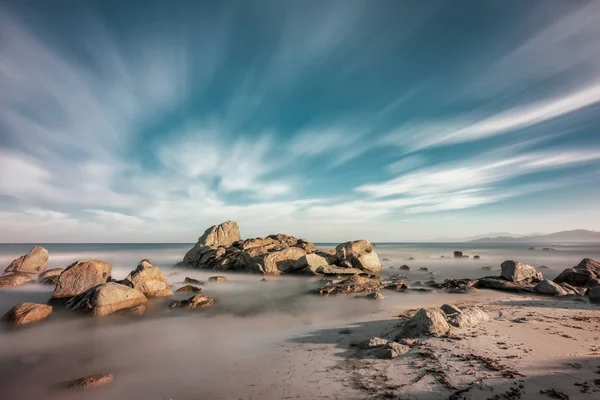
[38,268,64,284]
[259,247,307,274]
[476,277,535,293]
[52,260,112,300]
[500,260,542,283]
[123,260,173,297]
[0,272,35,288]
[3,303,52,325]
[335,240,381,272]
[448,307,489,328]
[65,283,147,316]
[588,286,600,304]
[4,246,48,275]
[293,253,330,274]
[534,279,568,296]
[554,258,600,287]
[396,308,451,338]
[183,221,240,266]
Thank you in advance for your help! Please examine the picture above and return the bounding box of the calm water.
[0,242,598,399]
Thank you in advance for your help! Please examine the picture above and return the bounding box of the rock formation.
[122,259,173,297]
[3,302,52,325]
[500,260,543,283]
[4,246,48,275]
[65,282,147,316]
[554,258,600,287]
[178,221,381,276]
[52,260,112,300]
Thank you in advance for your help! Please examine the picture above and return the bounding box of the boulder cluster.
[178,221,381,275]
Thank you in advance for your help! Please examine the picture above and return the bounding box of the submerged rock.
[534,279,568,296]
[65,373,114,390]
[318,275,384,296]
[400,265,411,271]
[396,308,451,339]
[122,260,172,297]
[52,260,112,300]
[3,303,52,325]
[208,276,228,283]
[184,277,203,285]
[65,282,147,316]
[500,260,542,283]
[453,251,463,258]
[0,272,34,288]
[554,258,600,287]
[176,285,202,293]
[169,294,215,309]
[4,246,48,275]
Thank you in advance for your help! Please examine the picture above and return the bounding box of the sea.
[0,241,598,399]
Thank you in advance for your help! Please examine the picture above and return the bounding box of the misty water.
[0,242,598,399]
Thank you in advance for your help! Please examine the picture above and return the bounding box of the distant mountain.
[469,229,600,243]
[433,232,523,242]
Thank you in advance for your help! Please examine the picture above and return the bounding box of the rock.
[196,220,240,248]
[176,285,202,293]
[117,304,147,316]
[123,260,173,297]
[554,258,600,287]
[453,251,463,258]
[367,291,384,300]
[585,278,600,288]
[500,260,543,283]
[0,272,34,288]
[419,267,428,271]
[400,265,411,271]
[407,257,415,261]
[534,279,568,296]
[65,373,114,390]
[448,307,489,328]
[4,246,48,275]
[430,278,477,289]
[3,303,52,325]
[208,276,228,283]
[313,266,368,276]
[318,275,384,296]
[441,304,462,316]
[169,294,215,309]
[382,258,390,261]
[448,285,478,294]
[559,282,582,296]
[473,255,481,260]
[335,240,381,272]
[259,247,307,274]
[481,266,494,271]
[539,265,550,269]
[528,247,535,250]
[38,268,63,283]
[184,277,203,285]
[293,253,330,273]
[396,308,451,339]
[463,255,470,259]
[588,287,600,304]
[52,260,112,300]
[542,247,555,251]
[359,337,409,359]
[476,277,535,293]
[65,283,147,316]
[359,337,390,349]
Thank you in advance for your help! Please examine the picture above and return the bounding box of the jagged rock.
[453,251,463,258]
[500,260,543,283]
[441,304,462,316]
[169,294,215,309]
[318,275,384,296]
[335,240,381,272]
[182,221,241,266]
[400,265,411,271]
[52,260,112,300]
[4,246,48,275]
[176,285,202,293]
[3,303,52,325]
[588,287,600,304]
[65,283,147,316]
[293,253,330,273]
[534,279,568,296]
[559,282,582,295]
[122,260,172,297]
[367,291,384,300]
[0,272,34,288]
[384,278,410,290]
[65,373,114,390]
[259,247,307,274]
[476,277,535,293]
[38,268,64,284]
[554,258,600,287]
[208,276,228,283]
[396,308,451,338]
[448,307,489,328]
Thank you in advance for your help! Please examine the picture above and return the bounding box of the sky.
[1,0,600,243]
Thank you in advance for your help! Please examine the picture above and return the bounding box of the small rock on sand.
[448,307,489,328]
[367,291,384,300]
[441,304,462,316]
[501,260,543,283]
[396,308,451,339]
[534,279,568,296]
[65,373,114,390]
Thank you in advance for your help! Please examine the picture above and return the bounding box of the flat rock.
[396,308,451,339]
[123,260,172,297]
[534,279,568,296]
[476,277,535,293]
[65,282,147,316]
[3,302,52,325]
[501,260,543,283]
[169,294,215,309]
[65,373,114,390]
[52,260,112,300]
[4,246,48,275]
[318,275,384,296]
[184,277,204,285]
[448,306,489,328]
[0,272,35,288]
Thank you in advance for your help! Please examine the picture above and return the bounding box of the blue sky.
[1,0,600,242]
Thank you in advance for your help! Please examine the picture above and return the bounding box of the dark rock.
[440,304,462,316]
[554,258,600,287]
[169,294,215,309]
[419,267,429,272]
[176,285,202,293]
[528,247,535,250]
[588,286,600,304]
[476,277,535,293]
[184,277,203,285]
[317,275,384,296]
[400,265,411,271]
[534,279,568,296]
[473,255,481,260]
[453,251,463,258]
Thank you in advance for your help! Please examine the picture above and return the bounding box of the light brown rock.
[259,247,307,274]
[500,260,543,283]
[448,307,489,328]
[396,308,451,338]
[0,272,35,288]
[123,260,173,297]
[176,284,202,293]
[335,240,381,272]
[4,246,48,275]
[318,275,384,296]
[3,302,52,325]
[38,268,64,282]
[293,253,330,273]
[65,373,114,389]
[208,276,228,283]
[65,282,147,316]
[169,294,215,309]
[52,260,112,300]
